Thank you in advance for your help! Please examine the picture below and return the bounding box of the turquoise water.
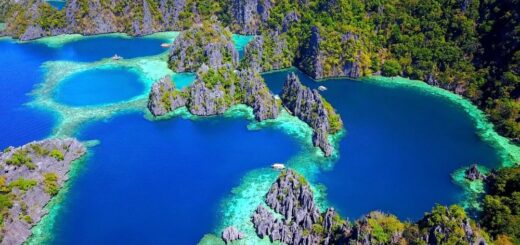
[54,68,145,106]
[232,34,254,58]
[0,32,513,244]
[46,0,66,10]
[172,72,196,89]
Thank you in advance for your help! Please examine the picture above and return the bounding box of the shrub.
[50,149,64,161]
[43,173,59,196]
[382,59,402,77]
[9,178,37,191]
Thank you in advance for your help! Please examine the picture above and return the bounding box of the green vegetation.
[30,144,49,156]
[481,166,520,243]
[50,148,64,161]
[323,98,343,134]
[5,149,35,170]
[9,178,37,191]
[43,172,60,196]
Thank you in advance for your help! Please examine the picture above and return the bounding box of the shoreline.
[10,33,517,243]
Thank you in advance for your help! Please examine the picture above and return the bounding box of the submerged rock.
[281,72,343,156]
[147,76,187,117]
[0,138,86,245]
[168,20,239,72]
[221,226,244,244]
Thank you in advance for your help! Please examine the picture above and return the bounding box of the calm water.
[0,33,503,244]
[46,0,66,10]
[54,68,145,106]
[50,113,299,244]
[263,69,500,220]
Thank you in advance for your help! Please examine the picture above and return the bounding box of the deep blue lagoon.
[49,113,300,244]
[54,68,145,106]
[263,69,501,220]
[0,33,507,244]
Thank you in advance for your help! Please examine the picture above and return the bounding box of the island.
[0,138,86,245]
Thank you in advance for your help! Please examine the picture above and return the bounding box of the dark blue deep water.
[263,69,500,220]
[54,68,145,106]
[0,33,504,244]
[50,113,299,244]
[0,35,170,148]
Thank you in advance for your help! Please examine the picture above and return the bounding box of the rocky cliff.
[168,20,239,72]
[240,30,294,73]
[148,64,279,121]
[147,76,187,117]
[229,0,271,34]
[280,72,343,156]
[296,25,368,80]
[252,169,350,244]
[4,0,168,41]
[0,138,86,245]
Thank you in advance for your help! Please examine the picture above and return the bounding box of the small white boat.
[318,86,327,91]
[112,54,122,60]
[161,43,171,48]
[271,163,285,170]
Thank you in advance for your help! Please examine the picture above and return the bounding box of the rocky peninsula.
[0,138,86,245]
[250,169,489,245]
[281,73,343,156]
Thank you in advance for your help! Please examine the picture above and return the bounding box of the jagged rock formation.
[147,76,187,117]
[240,30,294,73]
[148,64,279,121]
[465,164,485,181]
[229,0,271,34]
[168,20,239,72]
[221,226,244,244]
[238,68,280,121]
[296,25,368,79]
[281,72,343,156]
[0,138,86,245]
[251,169,350,244]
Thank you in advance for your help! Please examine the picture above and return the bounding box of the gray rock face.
[221,226,244,244]
[465,164,485,181]
[296,26,363,79]
[281,73,342,156]
[252,170,321,244]
[159,0,186,30]
[241,30,293,73]
[251,169,350,244]
[0,138,86,245]
[147,76,186,117]
[186,64,234,116]
[168,21,239,72]
[229,0,273,34]
[149,63,279,121]
[238,68,280,121]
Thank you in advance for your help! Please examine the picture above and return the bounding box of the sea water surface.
[0,33,508,244]
[263,69,501,220]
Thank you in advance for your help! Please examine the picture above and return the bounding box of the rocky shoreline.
[247,169,489,245]
[0,138,86,245]
[281,73,343,156]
